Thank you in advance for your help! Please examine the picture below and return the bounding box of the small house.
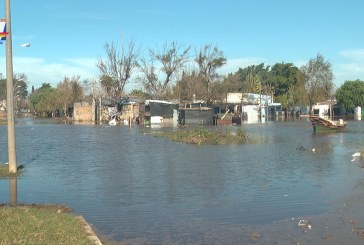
[179,107,214,125]
[73,102,94,122]
[144,100,179,126]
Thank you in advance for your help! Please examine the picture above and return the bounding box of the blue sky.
[1,0,364,91]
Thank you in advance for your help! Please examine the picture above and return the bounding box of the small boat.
[309,115,347,133]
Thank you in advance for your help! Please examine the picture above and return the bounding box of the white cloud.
[339,49,364,60]
[0,56,98,88]
[334,49,364,84]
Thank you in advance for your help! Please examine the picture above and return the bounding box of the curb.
[77,216,103,245]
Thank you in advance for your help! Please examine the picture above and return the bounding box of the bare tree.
[195,44,226,102]
[83,78,107,101]
[97,39,139,98]
[138,57,161,97]
[174,71,205,103]
[138,41,190,99]
[57,75,83,117]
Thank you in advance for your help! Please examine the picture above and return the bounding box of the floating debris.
[352,228,364,238]
[352,152,361,157]
[250,232,260,241]
[298,220,308,227]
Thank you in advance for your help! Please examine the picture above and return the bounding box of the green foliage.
[0,206,95,244]
[270,63,301,96]
[30,83,58,116]
[0,78,29,101]
[153,127,248,145]
[0,165,18,178]
[336,80,364,110]
[0,79,6,100]
[300,53,334,107]
[236,64,266,92]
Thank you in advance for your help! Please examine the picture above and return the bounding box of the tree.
[137,57,160,97]
[129,89,149,98]
[57,75,84,117]
[83,79,106,103]
[269,63,300,97]
[336,80,364,111]
[236,63,270,94]
[300,53,334,112]
[268,63,303,108]
[97,40,139,98]
[30,83,58,117]
[173,71,205,103]
[195,44,226,102]
[138,41,190,99]
[244,71,261,94]
[0,73,29,101]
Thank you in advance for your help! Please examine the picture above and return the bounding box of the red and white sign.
[0,19,8,41]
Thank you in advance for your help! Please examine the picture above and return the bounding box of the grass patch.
[0,205,96,245]
[0,164,18,178]
[153,127,248,145]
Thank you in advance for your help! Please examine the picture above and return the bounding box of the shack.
[117,97,141,124]
[73,102,94,122]
[145,100,179,126]
[179,107,214,125]
[268,103,283,118]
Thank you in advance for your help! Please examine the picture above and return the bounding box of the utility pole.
[5,0,17,173]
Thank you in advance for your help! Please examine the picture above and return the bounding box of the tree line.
[1,40,363,117]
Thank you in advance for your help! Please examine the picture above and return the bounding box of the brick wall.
[73,102,93,121]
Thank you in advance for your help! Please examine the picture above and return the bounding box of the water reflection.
[0,119,363,243]
[9,177,17,206]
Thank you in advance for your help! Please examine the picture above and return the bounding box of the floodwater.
[1,118,364,244]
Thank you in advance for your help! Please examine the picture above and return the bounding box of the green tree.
[30,83,58,117]
[300,53,334,112]
[269,63,300,97]
[269,63,302,109]
[336,80,364,111]
[0,79,7,100]
[235,63,270,95]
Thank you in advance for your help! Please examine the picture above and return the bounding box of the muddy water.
[1,118,364,244]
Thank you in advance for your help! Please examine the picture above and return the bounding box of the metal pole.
[5,0,17,173]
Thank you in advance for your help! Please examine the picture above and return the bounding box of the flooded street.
[1,118,364,244]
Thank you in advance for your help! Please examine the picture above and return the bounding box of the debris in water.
[298,220,308,226]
